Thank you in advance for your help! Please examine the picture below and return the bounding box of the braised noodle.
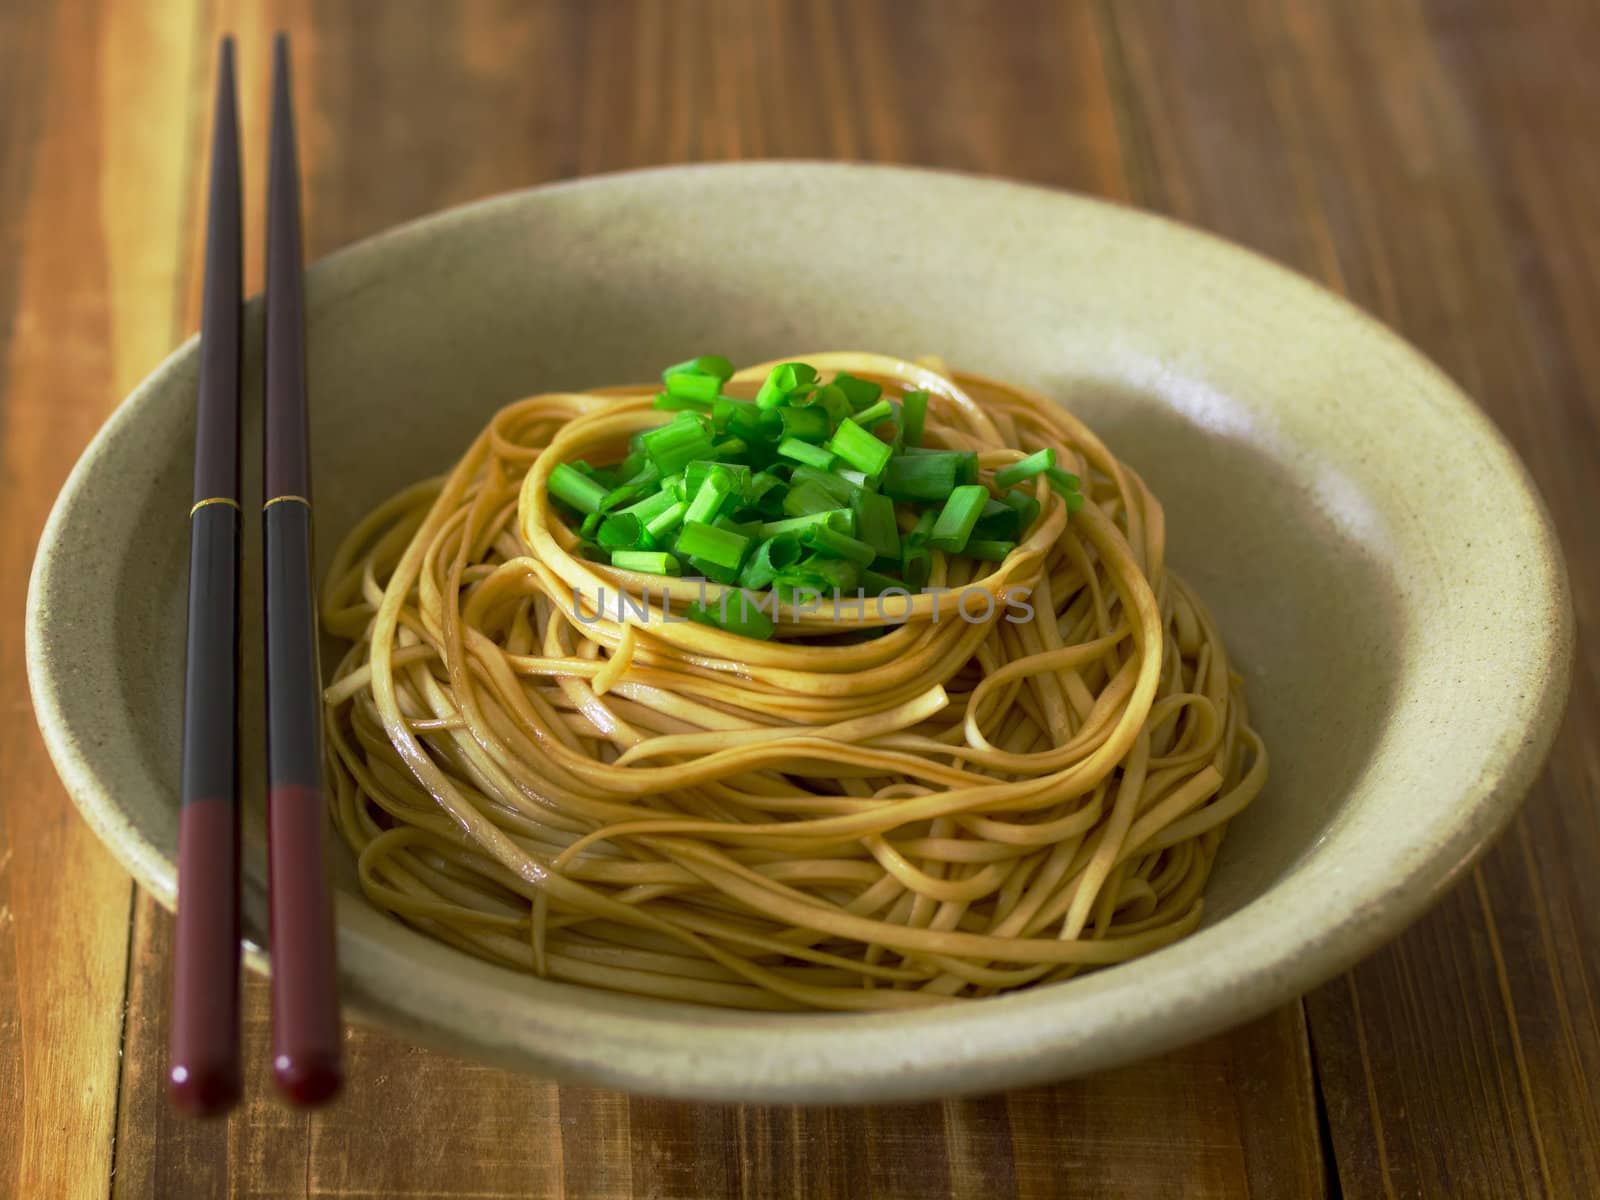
[320,353,1268,1011]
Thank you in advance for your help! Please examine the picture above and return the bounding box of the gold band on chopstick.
[263,494,310,511]
[189,496,242,517]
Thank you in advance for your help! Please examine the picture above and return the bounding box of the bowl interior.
[28,164,1569,1102]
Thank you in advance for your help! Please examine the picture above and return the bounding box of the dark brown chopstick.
[264,32,343,1106]
[171,36,243,1118]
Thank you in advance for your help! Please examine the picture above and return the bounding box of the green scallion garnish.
[777,438,837,471]
[549,463,610,514]
[662,354,734,383]
[802,524,878,567]
[548,355,1083,638]
[610,550,682,576]
[963,539,1016,562]
[826,419,892,477]
[880,452,960,502]
[928,484,989,553]
[993,447,1056,488]
[901,390,929,447]
[833,373,883,411]
[641,418,715,474]
[675,520,751,570]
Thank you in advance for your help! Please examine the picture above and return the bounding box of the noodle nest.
[321,353,1267,1011]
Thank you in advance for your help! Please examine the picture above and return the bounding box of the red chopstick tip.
[169,1061,241,1117]
[274,1052,342,1107]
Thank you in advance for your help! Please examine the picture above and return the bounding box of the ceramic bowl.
[27,164,1572,1103]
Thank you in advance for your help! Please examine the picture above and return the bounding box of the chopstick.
[170,36,243,1118]
[264,32,343,1106]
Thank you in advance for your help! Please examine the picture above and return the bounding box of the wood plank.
[0,3,66,1188]
[94,4,1326,1197]
[1102,0,1600,1195]
[1,1,201,1197]
[119,904,1321,1200]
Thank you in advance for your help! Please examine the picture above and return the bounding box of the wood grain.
[1100,1,1600,1195]
[1,1,198,1196]
[1,0,1594,1196]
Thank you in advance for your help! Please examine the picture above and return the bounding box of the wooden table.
[4,2,1595,1196]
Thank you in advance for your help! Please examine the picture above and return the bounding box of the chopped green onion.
[688,593,776,640]
[755,362,819,409]
[618,486,681,525]
[901,390,929,447]
[782,479,844,517]
[759,509,854,538]
[686,556,742,586]
[675,520,751,570]
[803,525,877,566]
[796,382,851,425]
[740,534,803,589]
[776,406,831,442]
[806,557,860,595]
[653,390,713,413]
[597,514,642,550]
[713,395,762,437]
[880,452,960,502]
[905,509,938,546]
[998,487,1041,535]
[747,471,785,502]
[684,466,736,524]
[718,593,778,640]
[777,557,859,599]
[685,461,751,497]
[616,447,649,482]
[833,372,883,411]
[751,475,790,516]
[662,354,734,383]
[549,463,610,514]
[859,569,901,596]
[611,550,681,576]
[963,539,1016,562]
[1046,466,1082,496]
[902,543,931,591]
[852,490,901,561]
[777,438,836,470]
[644,499,687,541]
[971,499,1021,542]
[550,357,1075,634]
[994,447,1056,488]
[852,398,893,429]
[598,478,651,512]
[789,465,858,505]
[827,419,892,477]
[641,418,715,474]
[928,484,989,553]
